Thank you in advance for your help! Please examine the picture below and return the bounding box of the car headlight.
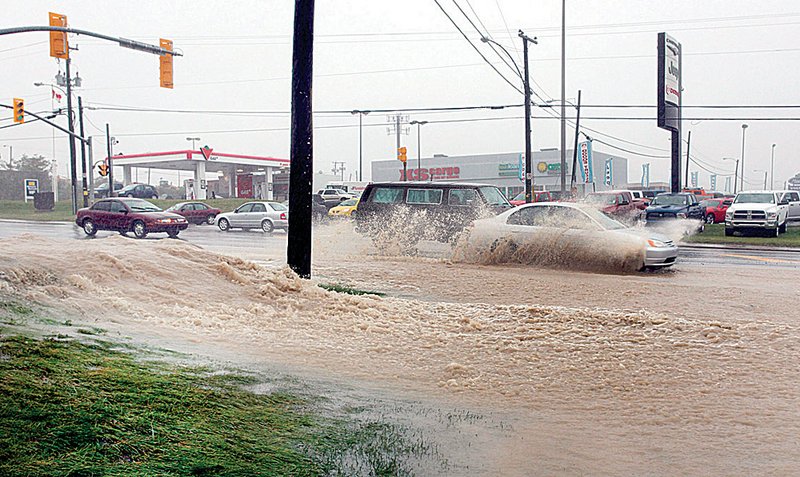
[767,211,777,219]
[677,212,687,219]
[647,239,668,248]
[725,210,733,218]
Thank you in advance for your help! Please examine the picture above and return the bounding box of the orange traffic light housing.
[13,98,24,124]
[98,163,109,177]
[48,12,69,59]
[159,38,173,89]
[398,146,408,163]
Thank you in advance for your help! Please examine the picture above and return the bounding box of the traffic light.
[48,12,69,59]
[397,146,407,163]
[159,38,173,89]
[12,98,24,124]
[98,162,109,177]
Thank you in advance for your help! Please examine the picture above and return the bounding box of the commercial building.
[371,148,629,199]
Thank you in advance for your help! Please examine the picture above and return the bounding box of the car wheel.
[218,218,230,231]
[779,220,787,234]
[725,227,734,237]
[705,213,715,224]
[82,218,97,236]
[167,228,180,238]
[261,219,274,233]
[206,214,216,225]
[126,193,134,198]
[132,220,147,239]
[151,195,157,199]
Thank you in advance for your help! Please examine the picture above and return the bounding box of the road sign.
[48,12,69,59]
[159,38,174,89]
[200,145,213,160]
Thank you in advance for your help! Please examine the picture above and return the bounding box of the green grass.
[319,283,386,297]
[0,198,255,222]
[684,223,800,247]
[0,300,434,476]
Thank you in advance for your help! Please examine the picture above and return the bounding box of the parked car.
[644,193,705,231]
[509,191,552,206]
[466,202,678,270]
[328,198,359,218]
[216,201,288,233]
[165,202,222,225]
[725,191,789,237]
[699,198,733,224]
[615,190,650,209]
[777,190,800,221]
[118,183,159,199]
[76,198,188,239]
[584,191,641,224]
[355,182,512,245]
[93,181,123,198]
[317,188,353,203]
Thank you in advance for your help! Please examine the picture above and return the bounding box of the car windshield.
[339,198,357,206]
[701,200,720,208]
[585,194,617,205]
[126,199,161,212]
[479,186,510,206]
[651,195,688,206]
[735,193,775,204]
[165,203,183,211]
[578,206,627,230]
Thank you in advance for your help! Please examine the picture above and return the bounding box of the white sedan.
[461,202,678,271]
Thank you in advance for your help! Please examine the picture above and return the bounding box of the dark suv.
[118,183,158,199]
[645,192,705,227]
[354,182,512,245]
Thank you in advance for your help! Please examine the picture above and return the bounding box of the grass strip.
[319,283,386,297]
[684,223,800,247]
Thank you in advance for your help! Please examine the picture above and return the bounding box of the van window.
[407,189,443,205]
[370,187,404,204]
[479,186,510,206]
[448,189,477,206]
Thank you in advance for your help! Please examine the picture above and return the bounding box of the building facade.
[371,148,629,199]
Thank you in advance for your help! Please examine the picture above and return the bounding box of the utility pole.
[559,0,567,194]
[410,120,428,176]
[684,130,691,189]
[106,124,114,197]
[387,113,409,180]
[287,0,315,279]
[78,96,89,207]
[570,90,582,190]
[519,30,537,203]
[740,123,748,191]
[65,58,78,214]
[770,143,776,190]
[351,110,369,181]
[87,137,94,203]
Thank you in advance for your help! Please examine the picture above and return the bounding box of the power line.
[451,0,521,80]
[431,0,523,94]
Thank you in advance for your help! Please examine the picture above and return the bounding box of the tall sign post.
[657,33,682,193]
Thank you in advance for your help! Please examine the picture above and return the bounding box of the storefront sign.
[578,141,594,184]
[400,166,460,181]
[24,178,39,202]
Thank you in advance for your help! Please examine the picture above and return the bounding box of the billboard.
[657,33,682,132]
[578,141,594,184]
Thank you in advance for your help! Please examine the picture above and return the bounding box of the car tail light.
[280,213,286,220]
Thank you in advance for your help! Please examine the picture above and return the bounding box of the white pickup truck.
[725,191,789,237]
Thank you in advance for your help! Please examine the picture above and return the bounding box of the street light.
[186,137,201,150]
[409,120,428,176]
[723,157,740,194]
[754,169,768,190]
[2,144,12,168]
[350,110,369,181]
[740,124,748,191]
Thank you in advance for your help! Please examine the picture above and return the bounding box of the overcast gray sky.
[3,0,800,189]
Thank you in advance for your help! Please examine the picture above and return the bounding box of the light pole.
[560,0,567,194]
[2,145,12,168]
[351,110,369,181]
[186,137,201,150]
[409,120,428,176]
[740,124,748,191]
[770,143,776,190]
[754,169,768,190]
[723,157,739,194]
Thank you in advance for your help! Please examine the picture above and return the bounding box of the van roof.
[367,181,496,188]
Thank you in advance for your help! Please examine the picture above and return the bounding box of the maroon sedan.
[165,202,222,225]
[76,198,188,239]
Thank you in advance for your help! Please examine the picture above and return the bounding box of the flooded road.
[1,224,800,474]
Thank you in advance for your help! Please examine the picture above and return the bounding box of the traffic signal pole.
[66,58,78,214]
[106,124,114,197]
[78,96,89,207]
[287,0,315,279]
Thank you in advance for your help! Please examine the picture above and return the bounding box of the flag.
[710,174,717,191]
[604,158,613,186]
[691,171,699,188]
[578,140,594,184]
[641,163,650,188]
[52,88,62,103]
[724,176,731,193]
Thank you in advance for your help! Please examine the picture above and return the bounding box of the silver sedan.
[216,201,289,233]
[465,202,678,270]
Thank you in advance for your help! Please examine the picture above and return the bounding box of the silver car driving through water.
[215,201,289,233]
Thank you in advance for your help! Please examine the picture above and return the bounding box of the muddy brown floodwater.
[2,231,800,475]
